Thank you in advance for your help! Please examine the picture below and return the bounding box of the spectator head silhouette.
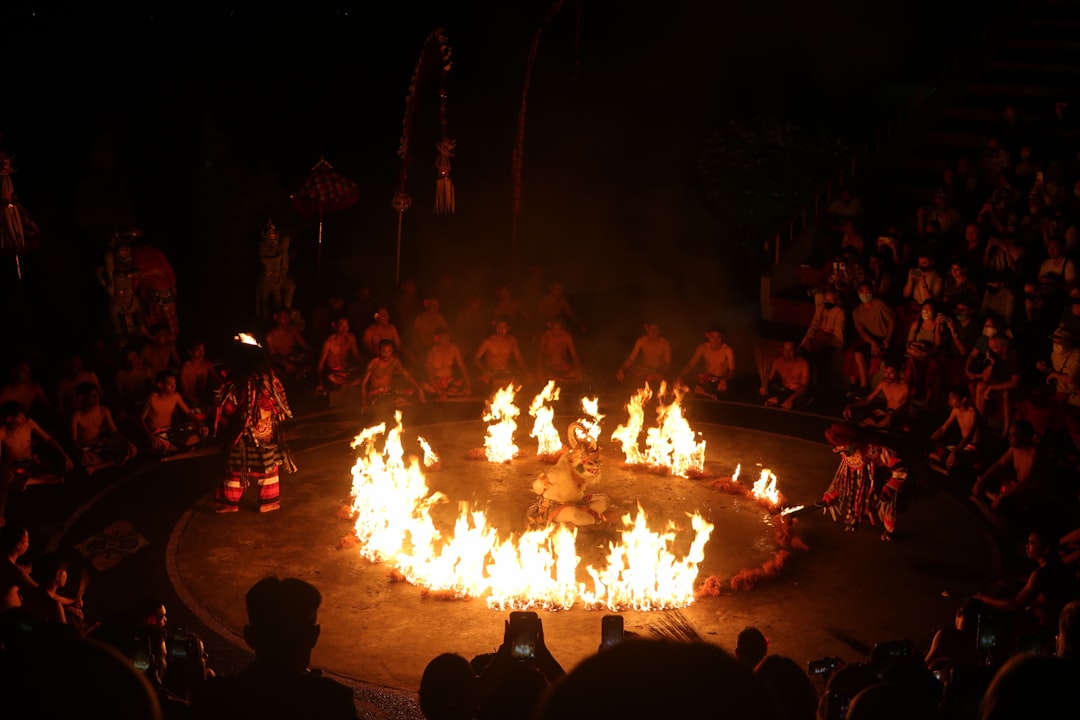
[753,654,817,720]
[243,576,322,672]
[1057,599,1080,660]
[735,626,769,668]
[979,652,1079,719]
[419,652,474,720]
[819,662,878,720]
[846,680,940,720]
[534,638,779,720]
[0,625,163,720]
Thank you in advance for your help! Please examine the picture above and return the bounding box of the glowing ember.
[483,383,520,463]
[780,505,805,517]
[731,464,741,483]
[577,396,604,443]
[417,436,440,467]
[528,381,563,456]
[752,469,781,507]
[348,414,714,610]
[612,383,705,477]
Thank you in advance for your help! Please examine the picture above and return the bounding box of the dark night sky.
[0,0,981,354]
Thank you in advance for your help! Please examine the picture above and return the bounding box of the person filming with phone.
[467,611,566,720]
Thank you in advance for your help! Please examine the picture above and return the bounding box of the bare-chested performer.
[616,322,672,388]
[265,306,313,381]
[0,401,73,486]
[842,359,910,430]
[141,369,207,456]
[759,340,811,411]
[413,298,449,358]
[70,383,137,475]
[316,317,364,395]
[361,339,427,414]
[474,318,529,392]
[0,360,50,417]
[929,384,984,472]
[179,339,222,423]
[362,308,406,359]
[679,326,736,399]
[423,327,471,401]
[537,319,583,385]
[140,323,182,377]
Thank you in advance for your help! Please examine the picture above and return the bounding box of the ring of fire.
[341,384,809,612]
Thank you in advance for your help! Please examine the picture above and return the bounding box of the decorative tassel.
[434,139,456,214]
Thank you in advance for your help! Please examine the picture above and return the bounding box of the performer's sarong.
[216,438,287,512]
[432,375,467,396]
[151,422,204,455]
[80,435,134,472]
[695,373,726,395]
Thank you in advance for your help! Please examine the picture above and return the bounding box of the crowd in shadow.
[4,93,1080,717]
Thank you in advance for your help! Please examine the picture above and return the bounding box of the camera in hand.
[807,656,842,675]
[600,614,625,650]
[508,611,541,661]
[871,638,915,663]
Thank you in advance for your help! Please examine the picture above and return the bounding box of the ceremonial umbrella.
[289,156,360,283]
[0,151,41,322]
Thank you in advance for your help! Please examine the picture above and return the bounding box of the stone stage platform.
[168,414,998,695]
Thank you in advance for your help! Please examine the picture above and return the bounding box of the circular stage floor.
[170,417,998,693]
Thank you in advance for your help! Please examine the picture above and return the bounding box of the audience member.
[534,639,780,720]
[190,576,358,720]
[846,282,897,395]
[974,527,1078,650]
[753,654,817,720]
[735,626,768,669]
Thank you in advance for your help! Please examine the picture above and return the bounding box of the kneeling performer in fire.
[821,423,908,541]
[528,422,613,527]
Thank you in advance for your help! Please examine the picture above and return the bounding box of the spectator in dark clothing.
[190,576,357,720]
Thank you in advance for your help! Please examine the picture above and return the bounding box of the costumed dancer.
[527,422,611,527]
[213,334,295,513]
[821,422,908,541]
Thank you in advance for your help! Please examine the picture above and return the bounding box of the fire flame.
[529,381,563,456]
[348,413,715,610]
[611,383,706,477]
[483,384,520,463]
[752,469,781,508]
[577,396,604,443]
[610,384,652,464]
[417,436,439,467]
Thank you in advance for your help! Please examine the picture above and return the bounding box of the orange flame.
[528,381,563,456]
[348,414,715,610]
[483,384,520,463]
[577,396,604,443]
[751,469,781,508]
[611,383,706,477]
[417,436,440,467]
